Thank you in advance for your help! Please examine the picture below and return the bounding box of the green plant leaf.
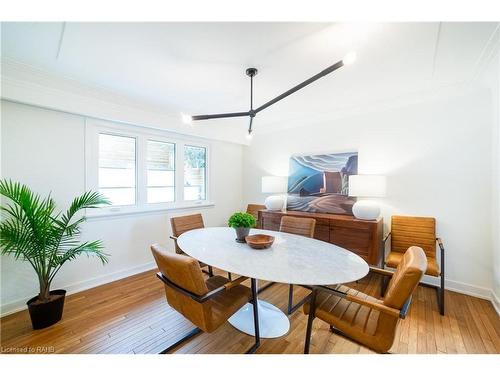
[228,212,256,228]
[0,179,111,302]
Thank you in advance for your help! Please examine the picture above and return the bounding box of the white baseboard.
[420,274,492,300]
[492,290,500,316]
[0,261,157,317]
[411,276,499,316]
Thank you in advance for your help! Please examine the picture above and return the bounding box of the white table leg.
[228,299,290,338]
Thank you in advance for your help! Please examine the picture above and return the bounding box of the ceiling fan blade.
[191,111,250,121]
[254,60,344,114]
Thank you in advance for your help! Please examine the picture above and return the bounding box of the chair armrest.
[436,237,444,252]
[156,272,248,303]
[399,296,412,319]
[381,232,391,264]
[223,276,248,290]
[383,232,391,243]
[345,294,401,318]
[369,266,394,277]
[311,285,402,319]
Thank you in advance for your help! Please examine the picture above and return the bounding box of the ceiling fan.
[182,52,356,138]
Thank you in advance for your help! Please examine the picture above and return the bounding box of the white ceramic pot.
[264,195,285,211]
[352,200,380,220]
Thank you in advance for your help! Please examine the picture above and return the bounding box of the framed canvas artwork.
[286,152,358,215]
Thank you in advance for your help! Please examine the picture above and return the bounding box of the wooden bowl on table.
[245,234,275,249]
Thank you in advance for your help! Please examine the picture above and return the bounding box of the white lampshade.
[261,176,287,194]
[348,175,386,198]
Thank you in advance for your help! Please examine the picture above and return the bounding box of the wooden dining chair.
[151,244,261,354]
[303,246,427,353]
[246,204,266,228]
[170,213,230,279]
[279,216,316,314]
[382,215,445,315]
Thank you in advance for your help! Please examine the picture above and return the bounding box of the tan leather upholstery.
[151,244,251,333]
[387,215,440,276]
[383,247,428,309]
[304,247,427,353]
[279,216,316,238]
[170,214,205,255]
[170,213,212,269]
[386,250,439,276]
[246,204,266,220]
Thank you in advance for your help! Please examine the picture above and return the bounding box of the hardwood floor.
[1,269,499,354]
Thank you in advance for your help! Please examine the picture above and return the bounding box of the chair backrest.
[383,246,427,309]
[151,244,212,331]
[246,204,266,220]
[279,216,316,238]
[170,213,205,254]
[391,215,436,259]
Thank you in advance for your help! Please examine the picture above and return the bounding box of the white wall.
[0,100,244,315]
[243,87,495,299]
[493,55,500,312]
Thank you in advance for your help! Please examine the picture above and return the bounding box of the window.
[147,140,175,203]
[98,134,136,206]
[184,145,206,201]
[86,120,211,216]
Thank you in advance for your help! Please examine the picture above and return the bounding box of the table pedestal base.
[228,300,290,338]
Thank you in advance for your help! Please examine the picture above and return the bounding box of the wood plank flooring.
[1,269,499,354]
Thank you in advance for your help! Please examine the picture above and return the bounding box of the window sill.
[85,201,215,221]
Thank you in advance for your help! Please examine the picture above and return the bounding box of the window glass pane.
[99,134,136,205]
[99,188,136,206]
[184,145,206,201]
[147,187,175,203]
[147,140,175,203]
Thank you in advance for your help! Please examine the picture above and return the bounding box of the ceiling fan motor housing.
[246,67,258,77]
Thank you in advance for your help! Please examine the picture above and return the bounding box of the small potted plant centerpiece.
[0,179,110,330]
[228,212,257,243]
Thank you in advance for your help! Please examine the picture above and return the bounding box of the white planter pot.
[352,200,380,220]
[264,195,285,211]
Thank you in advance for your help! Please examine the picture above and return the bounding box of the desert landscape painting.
[286,152,358,214]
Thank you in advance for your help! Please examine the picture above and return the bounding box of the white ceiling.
[1,22,499,141]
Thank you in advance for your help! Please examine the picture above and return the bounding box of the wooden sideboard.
[258,209,383,265]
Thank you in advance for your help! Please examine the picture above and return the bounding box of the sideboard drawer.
[331,219,371,231]
[314,224,330,242]
[330,227,371,256]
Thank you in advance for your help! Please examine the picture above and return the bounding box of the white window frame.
[85,119,212,218]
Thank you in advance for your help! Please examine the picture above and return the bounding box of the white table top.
[177,227,369,285]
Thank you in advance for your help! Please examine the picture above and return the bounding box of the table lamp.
[262,176,287,211]
[348,175,386,220]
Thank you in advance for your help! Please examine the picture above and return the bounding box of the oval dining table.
[177,226,369,339]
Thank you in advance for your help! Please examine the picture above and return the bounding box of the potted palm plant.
[228,212,257,243]
[0,180,110,329]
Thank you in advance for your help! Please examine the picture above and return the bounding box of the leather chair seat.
[386,251,439,276]
[204,275,252,331]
